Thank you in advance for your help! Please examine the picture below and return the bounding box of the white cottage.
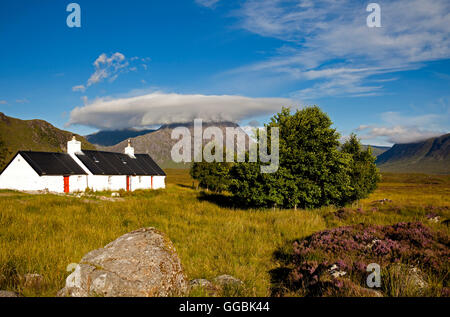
[0,137,166,193]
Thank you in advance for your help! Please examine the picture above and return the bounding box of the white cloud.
[0,100,7,104]
[358,126,443,144]
[73,53,149,92]
[72,85,86,92]
[230,0,450,98]
[87,52,128,87]
[357,111,449,144]
[195,0,220,8]
[67,91,294,130]
[15,99,29,103]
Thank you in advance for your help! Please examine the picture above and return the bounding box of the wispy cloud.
[195,0,220,8]
[356,110,449,144]
[73,52,149,92]
[15,98,29,103]
[0,100,7,105]
[228,0,450,98]
[72,85,86,92]
[67,91,294,129]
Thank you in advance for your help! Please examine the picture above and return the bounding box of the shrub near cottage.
[228,106,380,209]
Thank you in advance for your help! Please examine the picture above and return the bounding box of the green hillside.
[376,133,450,174]
[0,112,96,169]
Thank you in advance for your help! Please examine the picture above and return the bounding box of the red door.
[126,176,130,191]
[63,176,70,193]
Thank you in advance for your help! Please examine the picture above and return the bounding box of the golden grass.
[0,170,449,297]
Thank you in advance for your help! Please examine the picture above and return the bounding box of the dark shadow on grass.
[197,191,239,209]
[176,184,194,189]
[268,241,297,297]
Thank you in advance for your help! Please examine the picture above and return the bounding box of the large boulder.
[58,227,188,297]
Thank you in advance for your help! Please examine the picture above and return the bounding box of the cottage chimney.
[67,135,82,155]
[125,139,135,158]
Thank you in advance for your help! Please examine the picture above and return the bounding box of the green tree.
[229,106,354,209]
[341,133,381,202]
[190,147,233,193]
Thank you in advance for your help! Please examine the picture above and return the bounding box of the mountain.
[362,145,391,157]
[85,128,156,146]
[99,121,251,168]
[376,133,450,174]
[0,112,96,169]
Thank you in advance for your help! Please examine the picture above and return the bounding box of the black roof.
[75,150,165,176]
[17,151,88,176]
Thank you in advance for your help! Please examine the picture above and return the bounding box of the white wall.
[0,154,44,191]
[131,175,150,190]
[86,175,126,192]
[69,175,88,192]
[153,176,166,189]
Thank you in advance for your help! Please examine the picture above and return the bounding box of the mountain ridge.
[99,121,249,168]
[0,112,96,168]
[376,133,450,174]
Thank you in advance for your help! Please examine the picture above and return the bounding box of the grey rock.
[189,279,219,296]
[58,227,188,297]
[20,273,43,290]
[189,279,214,289]
[391,264,429,293]
[0,290,19,297]
[213,275,243,287]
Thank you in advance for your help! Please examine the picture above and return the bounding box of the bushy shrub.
[190,148,233,193]
[341,134,381,202]
[229,106,379,209]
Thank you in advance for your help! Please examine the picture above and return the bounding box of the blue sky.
[0,0,449,146]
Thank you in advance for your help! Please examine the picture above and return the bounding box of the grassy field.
[0,170,449,297]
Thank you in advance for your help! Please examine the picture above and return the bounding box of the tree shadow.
[268,242,297,297]
[176,184,194,189]
[196,191,239,209]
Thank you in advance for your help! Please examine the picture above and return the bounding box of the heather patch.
[272,222,449,297]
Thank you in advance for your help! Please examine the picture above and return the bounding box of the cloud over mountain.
[68,92,294,129]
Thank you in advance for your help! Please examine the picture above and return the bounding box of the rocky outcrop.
[58,227,187,297]
[0,290,19,297]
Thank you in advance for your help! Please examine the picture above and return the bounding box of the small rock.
[366,239,381,249]
[372,198,392,205]
[190,279,213,288]
[328,264,346,278]
[390,264,429,295]
[0,290,19,297]
[189,279,219,296]
[213,275,243,287]
[20,273,43,290]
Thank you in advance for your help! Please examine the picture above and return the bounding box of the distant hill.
[86,128,155,146]
[376,133,450,174]
[100,121,251,168]
[0,112,96,169]
[362,145,391,157]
